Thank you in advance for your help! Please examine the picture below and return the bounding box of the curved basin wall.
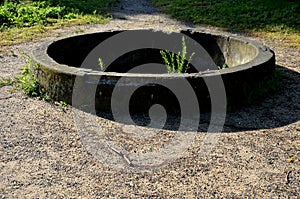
[31,29,275,113]
[47,30,258,71]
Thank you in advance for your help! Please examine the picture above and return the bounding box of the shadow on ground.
[95,65,299,132]
[104,0,300,132]
[222,65,300,132]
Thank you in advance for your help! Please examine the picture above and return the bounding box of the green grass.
[0,56,49,98]
[0,76,14,87]
[14,57,40,97]
[0,0,116,48]
[0,0,116,29]
[151,0,300,48]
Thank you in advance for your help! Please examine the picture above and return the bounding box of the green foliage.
[0,0,65,28]
[1,57,52,99]
[15,58,40,97]
[98,57,104,71]
[0,0,116,29]
[160,36,195,73]
[151,0,300,33]
[46,0,116,15]
[60,100,67,107]
[217,63,229,70]
[0,77,14,87]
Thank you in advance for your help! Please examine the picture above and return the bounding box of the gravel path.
[1,0,299,198]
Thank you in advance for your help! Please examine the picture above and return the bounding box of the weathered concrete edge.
[30,29,275,105]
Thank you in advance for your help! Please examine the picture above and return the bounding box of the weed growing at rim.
[14,58,40,97]
[12,56,49,100]
[98,57,105,71]
[217,63,229,70]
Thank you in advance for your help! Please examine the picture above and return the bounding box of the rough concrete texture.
[31,29,275,112]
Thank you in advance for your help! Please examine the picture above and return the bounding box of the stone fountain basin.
[31,29,275,113]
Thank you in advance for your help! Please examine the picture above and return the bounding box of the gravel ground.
[0,0,299,198]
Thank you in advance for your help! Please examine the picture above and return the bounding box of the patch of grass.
[151,0,299,32]
[8,56,47,99]
[160,36,195,73]
[1,0,65,28]
[0,77,14,87]
[0,57,53,100]
[14,58,40,97]
[152,0,300,49]
[0,0,116,48]
[0,0,116,29]
[0,15,110,50]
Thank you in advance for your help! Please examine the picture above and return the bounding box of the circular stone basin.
[31,29,275,114]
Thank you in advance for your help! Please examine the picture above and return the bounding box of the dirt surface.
[0,0,299,198]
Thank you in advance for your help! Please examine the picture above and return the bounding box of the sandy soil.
[0,0,299,198]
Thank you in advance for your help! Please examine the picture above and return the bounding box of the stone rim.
[31,29,275,107]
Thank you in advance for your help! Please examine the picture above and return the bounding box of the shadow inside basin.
[47,30,257,71]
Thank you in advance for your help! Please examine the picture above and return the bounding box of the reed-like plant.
[160,36,195,73]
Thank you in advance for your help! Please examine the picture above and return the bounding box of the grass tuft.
[14,57,40,97]
[160,36,195,73]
